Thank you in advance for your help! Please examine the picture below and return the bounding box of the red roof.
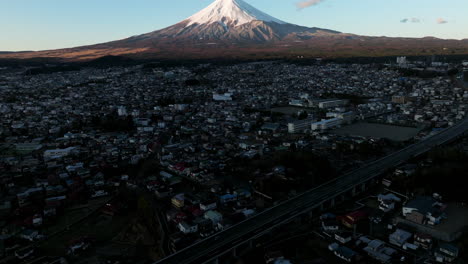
[186,206,204,217]
[174,163,186,172]
[147,181,161,186]
[340,210,367,225]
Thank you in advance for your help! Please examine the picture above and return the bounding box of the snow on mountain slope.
[126,0,339,42]
[186,0,286,27]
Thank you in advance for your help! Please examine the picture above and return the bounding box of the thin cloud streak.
[437,18,448,24]
[296,0,325,10]
[401,18,420,23]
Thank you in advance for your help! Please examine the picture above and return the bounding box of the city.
[1,58,468,263]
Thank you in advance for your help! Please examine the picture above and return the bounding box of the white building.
[318,100,348,109]
[178,221,198,234]
[327,111,355,124]
[289,99,305,107]
[288,117,314,133]
[397,56,407,65]
[204,210,223,226]
[117,106,127,116]
[213,93,232,101]
[311,118,342,131]
[43,147,77,161]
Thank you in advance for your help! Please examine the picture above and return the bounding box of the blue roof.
[336,246,357,258]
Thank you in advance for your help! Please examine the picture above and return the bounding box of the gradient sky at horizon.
[1,0,466,51]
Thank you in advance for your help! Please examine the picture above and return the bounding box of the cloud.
[401,18,420,23]
[296,0,325,10]
[437,18,448,24]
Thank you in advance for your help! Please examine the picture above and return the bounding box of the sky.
[0,0,466,51]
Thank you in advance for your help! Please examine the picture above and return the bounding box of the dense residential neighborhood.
[0,58,468,263]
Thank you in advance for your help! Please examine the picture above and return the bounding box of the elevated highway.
[157,118,468,264]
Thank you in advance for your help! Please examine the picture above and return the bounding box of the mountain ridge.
[1,0,468,61]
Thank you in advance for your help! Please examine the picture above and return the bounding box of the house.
[364,239,395,263]
[434,243,459,263]
[242,209,255,218]
[414,233,433,249]
[340,210,367,228]
[186,206,204,218]
[32,214,43,227]
[261,123,280,132]
[171,194,185,208]
[234,188,252,199]
[321,213,339,232]
[389,229,412,247]
[204,210,223,226]
[219,193,237,204]
[403,196,446,226]
[160,171,173,179]
[200,200,217,211]
[335,232,353,244]
[334,246,358,263]
[195,218,214,237]
[155,187,173,199]
[378,193,401,212]
[177,221,198,234]
[20,229,40,242]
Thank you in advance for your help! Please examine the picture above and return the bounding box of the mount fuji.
[126,0,340,44]
[2,0,468,61]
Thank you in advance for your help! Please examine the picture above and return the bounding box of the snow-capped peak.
[186,0,286,27]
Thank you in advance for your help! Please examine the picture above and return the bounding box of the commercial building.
[288,117,315,133]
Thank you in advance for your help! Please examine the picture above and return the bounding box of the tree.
[298,111,308,120]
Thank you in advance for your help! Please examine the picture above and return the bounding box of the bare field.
[333,122,422,141]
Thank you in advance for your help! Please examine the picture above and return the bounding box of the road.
[156,118,468,264]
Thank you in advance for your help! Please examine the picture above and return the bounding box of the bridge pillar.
[339,195,345,202]
[232,247,237,258]
[351,187,357,197]
[294,217,302,224]
[330,198,335,207]
[320,203,325,211]
[361,183,366,192]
